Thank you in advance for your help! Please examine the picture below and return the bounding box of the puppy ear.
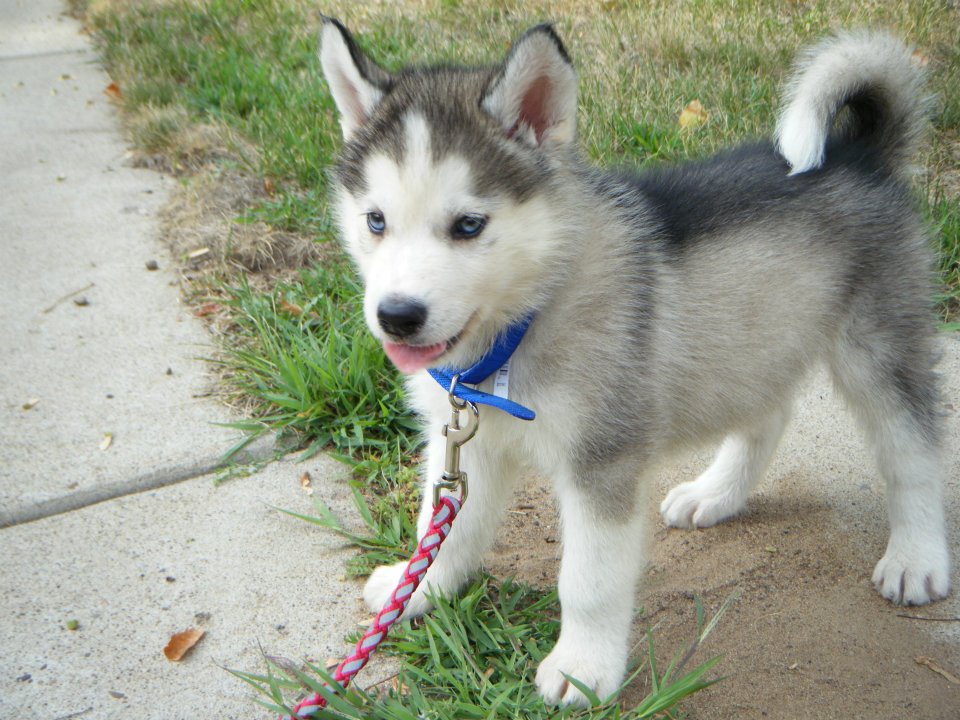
[481,24,578,147]
[319,17,391,139]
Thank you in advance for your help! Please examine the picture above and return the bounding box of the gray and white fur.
[319,20,950,707]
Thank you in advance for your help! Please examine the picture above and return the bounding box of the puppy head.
[320,19,578,373]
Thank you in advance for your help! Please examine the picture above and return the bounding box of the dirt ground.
[488,467,960,719]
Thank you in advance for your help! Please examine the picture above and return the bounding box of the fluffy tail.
[775,31,929,176]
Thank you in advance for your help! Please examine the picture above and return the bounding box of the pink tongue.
[383,341,448,374]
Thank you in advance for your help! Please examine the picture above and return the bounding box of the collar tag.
[492,359,511,399]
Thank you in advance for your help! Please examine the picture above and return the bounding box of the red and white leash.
[282,391,479,719]
[283,495,460,718]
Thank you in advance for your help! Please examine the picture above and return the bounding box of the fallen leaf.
[279,299,304,316]
[99,432,113,451]
[390,676,411,695]
[915,656,960,684]
[22,398,39,411]
[263,177,276,196]
[193,302,220,317]
[299,471,314,496]
[679,99,708,128]
[104,81,121,99]
[911,50,930,67]
[163,628,205,661]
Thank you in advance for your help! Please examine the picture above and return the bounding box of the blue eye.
[452,214,486,239]
[367,211,385,234]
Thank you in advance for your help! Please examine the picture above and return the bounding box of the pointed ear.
[481,24,578,147]
[319,17,392,140]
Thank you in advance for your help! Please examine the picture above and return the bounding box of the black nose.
[377,297,428,339]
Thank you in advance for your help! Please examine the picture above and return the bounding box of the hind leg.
[661,404,791,529]
[829,332,950,605]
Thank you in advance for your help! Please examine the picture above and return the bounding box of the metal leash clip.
[433,375,479,507]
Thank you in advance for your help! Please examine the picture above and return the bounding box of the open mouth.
[382,316,476,375]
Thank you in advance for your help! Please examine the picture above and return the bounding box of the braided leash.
[282,495,461,718]
[282,320,534,716]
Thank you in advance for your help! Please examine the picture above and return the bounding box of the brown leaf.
[279,299,304,316]
[911,50,930,68]
[299,471,314,496]
[163,628,205,662]
[679,99,708,128]
[263,177,276,196]
[915,656,960,684]
[193,302,220,318]
[390,676,411,695]
[104,81,122,99]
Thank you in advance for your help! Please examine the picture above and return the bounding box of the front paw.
[362,561,433,618]
[872,533,951,605]
[535,638,624,707]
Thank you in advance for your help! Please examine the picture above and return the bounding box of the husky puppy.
[318,19,950,706]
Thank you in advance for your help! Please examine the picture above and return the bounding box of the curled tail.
[775,31,929,176]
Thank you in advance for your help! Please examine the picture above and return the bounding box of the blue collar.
[427,315,536,420]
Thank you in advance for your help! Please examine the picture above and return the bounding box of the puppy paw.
[660,480,744,529]
[362,561,433,618]
[872,534,951,605]
[535,640,623,707]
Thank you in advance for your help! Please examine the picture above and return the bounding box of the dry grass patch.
[160,167,328,277]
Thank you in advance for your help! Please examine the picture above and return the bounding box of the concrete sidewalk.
[0,2,379,718]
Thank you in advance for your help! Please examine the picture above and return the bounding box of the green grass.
[233,580,734,719]
[78,0,960,264]
[85,0,336,234]
[215,266,416,460]
[929,186,960,327]
[235,484,740,718]
[72,0,960,716]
